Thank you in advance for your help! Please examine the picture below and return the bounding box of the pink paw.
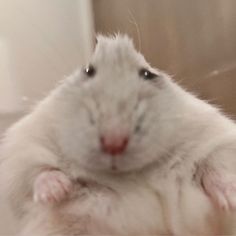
[33,170,73,204]
[202,171,236,211]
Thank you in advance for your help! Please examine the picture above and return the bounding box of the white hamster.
[0,34,236,235]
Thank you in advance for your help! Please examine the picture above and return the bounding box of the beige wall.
[93,0,236,116]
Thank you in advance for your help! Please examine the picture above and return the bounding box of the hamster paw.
[33,170,73,204]
[202,170,236,211]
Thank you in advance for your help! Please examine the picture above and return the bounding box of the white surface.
[0,38,23,113]
[0,0,94,133]
[0,0,94,111]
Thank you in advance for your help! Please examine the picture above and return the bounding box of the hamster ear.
[92,35,101,51]
[95,36,98,45]
[94,33,105,48]
[95,34,105,45]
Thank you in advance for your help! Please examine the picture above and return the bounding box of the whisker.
[127,9,142,52]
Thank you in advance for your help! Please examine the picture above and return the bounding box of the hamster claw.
[33,170,73,204]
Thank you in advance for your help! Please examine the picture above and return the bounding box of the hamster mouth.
[110,156,118,171]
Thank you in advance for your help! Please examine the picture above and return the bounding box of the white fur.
[0,34,236,235]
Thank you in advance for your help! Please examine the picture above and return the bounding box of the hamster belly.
[58,180,167,235]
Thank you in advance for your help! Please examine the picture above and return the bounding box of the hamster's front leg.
[33,169,73,204]
[201,169,236,211]
[197,146,236,212]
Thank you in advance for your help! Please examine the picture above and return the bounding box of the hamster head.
[55,34,180,173]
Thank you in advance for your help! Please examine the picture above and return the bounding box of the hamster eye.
[139,68,157,80]
[84,65,96,77]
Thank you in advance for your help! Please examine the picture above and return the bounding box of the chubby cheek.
[74,132,111,169]
[132,97,157,136]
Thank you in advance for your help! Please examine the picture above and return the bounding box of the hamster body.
[0,34,236,235]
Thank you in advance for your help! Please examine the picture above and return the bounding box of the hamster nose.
[100,134,129,155]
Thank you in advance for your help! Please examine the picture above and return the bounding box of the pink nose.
[100,134,129,155]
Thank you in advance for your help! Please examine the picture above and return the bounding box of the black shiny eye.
[84,65,96,77]
[139,68,157,80]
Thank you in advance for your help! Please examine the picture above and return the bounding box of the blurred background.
[0,0,236,134]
